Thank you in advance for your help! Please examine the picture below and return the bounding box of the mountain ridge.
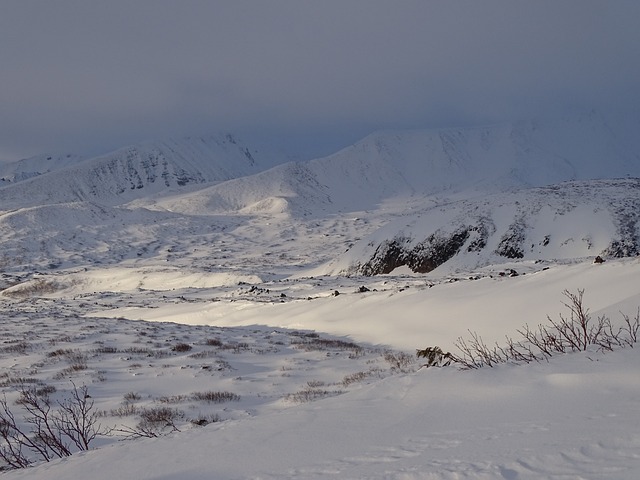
[143,111,640,218]
[0,133,288,209]
[315,177,640,276]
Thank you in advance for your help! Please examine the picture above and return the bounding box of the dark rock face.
[343,179,640,277]
[359,228,472,276]
[406,228,470,273]
[466,220,492,253]
[603,213,639,257]
[494,219,526,259]
[360,239,409,276]
[604,239,639,257]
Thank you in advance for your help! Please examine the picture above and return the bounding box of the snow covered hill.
[1,112,639,275]
[0,134,288,209]
[0,153,86,185]
[149,111,640,217]
[1,113,640,479]
[318,178,640,276]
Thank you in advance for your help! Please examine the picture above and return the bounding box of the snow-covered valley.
[1,114,640,478]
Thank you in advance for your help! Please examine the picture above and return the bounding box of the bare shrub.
[205,338,222,347]
[450,331,508,369]
[190,391,240,403]
[156,395,189,404]
[220,342,250,353]
[122,347,152,355]
[34,386,56,397]
[306,380,324,388]
[2,341,30,355]
[293,337,363,356]
[0,377,42,388]
[0,383,107,469]
[64,351,88,369]
[284,387,344,403]
[188,350,218,359]
[118,407,183,439]
[614,309,640,348]
[416,346,453,367]
[384,351,416,373]
[93,346,118,354]
[123,392,141,402]
[111,404,138,417]
[53,364,88,380]
[545,289,606,351]
[47,348,73,358]
[431,289,640,370]
[172,343,192,353]
[342,369,382,386]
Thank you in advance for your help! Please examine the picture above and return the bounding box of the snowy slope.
[2,114,639,275]
[2,257,640,479]
[0,153,86,185]
[0,134,288,209]
[147,111,640,217]
[1,111,640,478]
[318,178,640,276]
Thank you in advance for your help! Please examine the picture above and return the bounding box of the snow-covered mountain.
[0,134,288,209]
[1,111,639,275]
[317,178,640,276]
[2,114,640,479]
[0,153,86,185]
[148,111,640,217]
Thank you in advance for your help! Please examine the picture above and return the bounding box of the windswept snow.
[1,113,640,478]
[1,258,639,479]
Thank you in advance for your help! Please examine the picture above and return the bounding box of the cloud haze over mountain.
[1,1,639,161]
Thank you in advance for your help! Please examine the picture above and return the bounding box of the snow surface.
[1,259,639,479]
[1,114,640,478]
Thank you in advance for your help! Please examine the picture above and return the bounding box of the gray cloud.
[1,0,639,161]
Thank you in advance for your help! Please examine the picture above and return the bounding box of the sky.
[1,1,640,162]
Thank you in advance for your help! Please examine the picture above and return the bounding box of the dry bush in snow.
[419,289,640,370]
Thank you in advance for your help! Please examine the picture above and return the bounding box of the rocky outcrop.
[332,179,640,277]
[359,227,474,275]
[494,219,526,259]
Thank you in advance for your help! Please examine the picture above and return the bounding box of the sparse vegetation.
[171,343,192,353]
[1,279,60,298]
[285,386,344,403]
[117,407,184,439]
[2,341,30,355]
[0,383,107,469]
[292,336,364,357]
[190,391,240,403]
[123,392,141,402]
[415,346,453,367]
[107,403,139,418]
[384,351,416,373]
[418,290,640,370]
[342,368,382,386]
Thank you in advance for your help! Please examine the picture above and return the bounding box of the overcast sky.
[1,1,639,162]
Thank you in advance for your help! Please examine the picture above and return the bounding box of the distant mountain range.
[1,111,639,274]
[0,134,288,208]
[136,110,640,217]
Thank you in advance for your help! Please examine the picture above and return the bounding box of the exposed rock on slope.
[156,111,640,217]
[0,134,286,209]
[321,178,640,276]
